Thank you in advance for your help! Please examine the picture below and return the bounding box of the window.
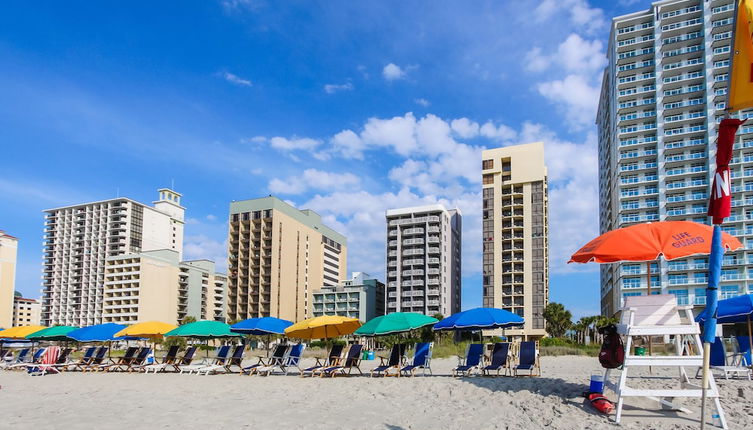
[482,159,494,170]
[482,174,494,185]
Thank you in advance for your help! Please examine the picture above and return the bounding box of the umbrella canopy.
[284,315,361,340]
[26,325,79,341]
[66,323,128,342]
[433,307,524,331]
[230,317,293,335]
[165,320,240,339]
[568,221,742,264]
[354,312,437,336]
[0,325,47,339]
[696,294,753,324]
[114,321,178,340]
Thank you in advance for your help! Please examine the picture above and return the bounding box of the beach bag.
[597,324,624,369]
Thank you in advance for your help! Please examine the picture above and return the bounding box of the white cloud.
[269,136,321,151]
[323,82,354,94]
[534,0,606,34]
[206,214,217,221]
[536,74,601,130]
[414,98,430,107]
[382,63,407,81]
[557,34,606,74]
[524,47,550,73]
[451,118,480,139]
[330,129,365,160]
[221,72,252,87]
[269,169,361,195]
[184,234,228,272]
[479,121,517,141]
[361,112,418,156]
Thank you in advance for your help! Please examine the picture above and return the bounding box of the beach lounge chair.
[50,348,73,370]
[99,346,139,372]
[125,347,152,372]
[2,348,30,369]
[401,342,433,377]
[259,344,306,376]
[734,335,751,367]
[82,346,110,371]
[482,342,511,376]
[224,345,246,373]
[370,344,405,377]
[188,345,231,375]
[452,343,484,377]
[156,345,180,368]
[603,294,727,428]
[9,348,46,371]
[241,344,288,376]
[144,346,195,373]
[66,346,97,371]
[28,346,61,376]
[300,344,344,378]
[513,341,540,377]
[698,337,751,380]
[316,344,363,377]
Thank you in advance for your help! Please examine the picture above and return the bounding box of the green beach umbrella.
[26,325,79,341]
[354,312,438,337]
[164,320,241,339]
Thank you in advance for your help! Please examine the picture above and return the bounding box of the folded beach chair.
[259,344,306,376]
[125,347,153,372]
[401,342,433,377]
[28,346,61,376]
[482,342,511,377]
[371,344,405,377]
[316,344,363,377]
[224,345,246,373]
[98,346,139,372]
[452,343,484,377]
[241,343,288,376]
[734,335,751,367]
[190,345,231,375]
[513,341,540,377]
[703,337,751,380]
[66,346,97,371]
[300,344,344,378]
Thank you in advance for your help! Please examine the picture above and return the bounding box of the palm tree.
[543,303,572,338]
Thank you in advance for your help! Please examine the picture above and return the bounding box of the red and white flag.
[709,118,746,224]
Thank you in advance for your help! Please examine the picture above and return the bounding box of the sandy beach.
[2,355,751,429]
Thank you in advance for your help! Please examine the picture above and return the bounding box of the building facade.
[385,205,462,317]
[12,297,41,327]
[481,142,549,339]
[102,251,226,325]
[227,196,347,323]
[0,231,18,328]
[41,189,185,326]
[311,272,385,321]
[597,0,753,316]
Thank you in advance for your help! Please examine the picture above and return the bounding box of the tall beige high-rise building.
[0,231,19,328]
[385,205,462,317]
[481,142,549,339]
[227,196,347,322]
[41,189,185,326]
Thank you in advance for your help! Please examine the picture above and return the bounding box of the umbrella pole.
[748,315,752,368]
[646,261,653,359]
[701,341,711,430]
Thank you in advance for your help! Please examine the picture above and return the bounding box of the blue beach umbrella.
[66,323,129,342]
[230,317,293,335]
[696,294,753,324]
[433,307,524,331]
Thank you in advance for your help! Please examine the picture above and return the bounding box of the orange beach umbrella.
[569,221,743,264]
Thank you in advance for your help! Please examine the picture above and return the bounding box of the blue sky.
[0,0,653,319]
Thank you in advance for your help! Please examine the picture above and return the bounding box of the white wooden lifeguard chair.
[603,294,727,428]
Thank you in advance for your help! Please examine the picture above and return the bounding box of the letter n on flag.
[709,119,746,224]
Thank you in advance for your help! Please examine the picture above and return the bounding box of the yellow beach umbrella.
[114,321,178,340]
[0,325,48,339]
[284,315,361,340]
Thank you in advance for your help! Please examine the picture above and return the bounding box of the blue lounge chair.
[241,343,288,376]
[452,343,484,377]
[300,344,344,378]
[701,337,751,380]
[82,346,109,372]
[482,342,511,376]
[126,347,153,372]
[316,344,363,377]
[371,344,405,377]
[100,346,139,372]
[259,343,306,376]
[514,341,540,377]
[3,348,30,368]
[66,346,97,371]
[194,345,232,375]
[224,345,246,373]
[735,336,751,366]
[401,342,432,377]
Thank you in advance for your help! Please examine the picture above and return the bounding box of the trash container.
[634,346,646,356]
[362,350,369,360]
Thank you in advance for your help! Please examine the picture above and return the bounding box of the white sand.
[1,356,751,429]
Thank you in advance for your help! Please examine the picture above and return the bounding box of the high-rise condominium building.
[311,272,385,321]
[227,196,347,323]
[385,205,462,317]
[102,251,226,325]
[41,189,185,326]
[12,297,41,327]
[481,142,549,339]
[597,0,753,316]
[0,231,18,328]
